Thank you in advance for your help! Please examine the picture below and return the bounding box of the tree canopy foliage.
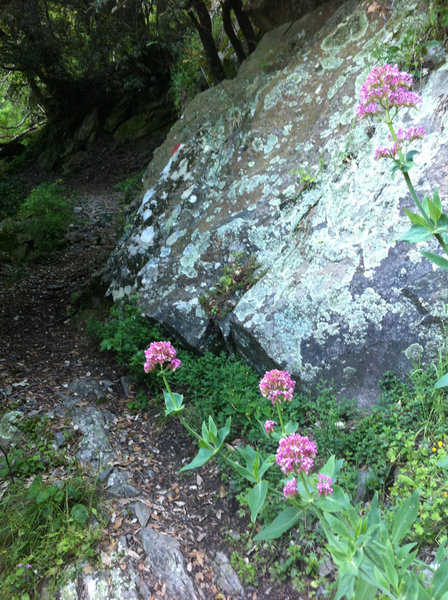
[0,0,259,138]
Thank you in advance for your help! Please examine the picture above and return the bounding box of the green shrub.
[17,180,74,253]
[169,31,209,113]
[114,172,144,207]
[0,176,26,218]
[86,296,164,381]
[388,436,448,544]
[0,180,74,264]
[172,351,304,442]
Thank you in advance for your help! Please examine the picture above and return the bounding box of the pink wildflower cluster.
[276,433,317,476]
[356,64,422,120]
[317,474,333,497]
[264,419,277,434]
[283,478,298,499]
[374,125,426,161]
[259,369,296,404]
[144,341,181,373]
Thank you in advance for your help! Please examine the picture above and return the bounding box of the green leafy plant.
[86,296,164,382]
[290,157,325,197]
[170,31,210,113]
[230,550,258,586]
[0,413,102,599]
[146,340,448,599]
[127,389,148,414]
[0,473,101,599]
[199,253,264,323]
[356,65,448,390]
[0,175,26,218]
[388,436,448,544]
[114,172,144,207]
[0,179,74,263]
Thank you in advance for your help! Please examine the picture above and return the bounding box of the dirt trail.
[0,140,304,600]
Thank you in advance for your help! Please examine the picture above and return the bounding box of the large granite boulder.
[103,0,448,406]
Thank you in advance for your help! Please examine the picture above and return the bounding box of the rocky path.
[0,150,303,600]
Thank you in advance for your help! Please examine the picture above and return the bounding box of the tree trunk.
[230,0,257,54]
[221,0,246,64]
[186,0,225,82]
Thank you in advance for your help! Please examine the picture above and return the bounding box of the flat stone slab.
[140,527,199,600]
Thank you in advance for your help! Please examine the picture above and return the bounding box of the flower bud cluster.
[374,126,426,161]
[276,433,317,475]
[356,64,421,120]
[259,369,296,404]
[144,341,181,373]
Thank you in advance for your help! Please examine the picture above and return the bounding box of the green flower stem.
[386,114,448,256]
[221,452,284,499]
[161,370,202,442]
[0,445,15,484]
[179,415,203,443]
[300,470,312,498]
[402,171,448,256]
[385,117,437,232]
[276,402,285,434]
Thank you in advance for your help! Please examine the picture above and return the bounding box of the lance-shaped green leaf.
[321,512,352,539]
[208,416,218,444]
[433,187,442,213]
[434,536,448,565]
[391,490,420,545]
[180,447,215,472]
[404,208,429,227]
[353,573,378,600]
[254,506,301,540]
[436,214,448,232]
[421,251,448,269]
[163,391,185,416]
[259,455,275,478]
[230,461,257,483]
[247,480,268,523]
[431,560,448,599]
[315,486,351,512]
[284,421,298,435]
[435,373,448,389]
[235,445,273,482]
[334,564,357,600]
[401,572,426,600]
[383,539,399,592]
[216,417,231,448]
[425,196,442,223]
[367,493,381,528]
[400,225,433,243]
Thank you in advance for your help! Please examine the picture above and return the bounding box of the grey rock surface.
[71,405,116,470]
[134,500,151,527]
[103,0,448,406]
[212,551,244,595]
[106,470,141,498]
[140,527,199,600]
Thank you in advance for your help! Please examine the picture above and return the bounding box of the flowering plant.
[145,345,448,598]
[357,64,448,264]
[357,64,448,389]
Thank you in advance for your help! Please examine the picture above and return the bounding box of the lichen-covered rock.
[140,527,199,600]
[71,405,116,470]
[103,0,448,405]
[0,411,23,444]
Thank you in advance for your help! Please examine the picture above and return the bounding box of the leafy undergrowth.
[0,414,103,600]
[85,296,448,596]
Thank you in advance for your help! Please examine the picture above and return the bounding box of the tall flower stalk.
[357,64,448,265]
[358,65,448,388]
